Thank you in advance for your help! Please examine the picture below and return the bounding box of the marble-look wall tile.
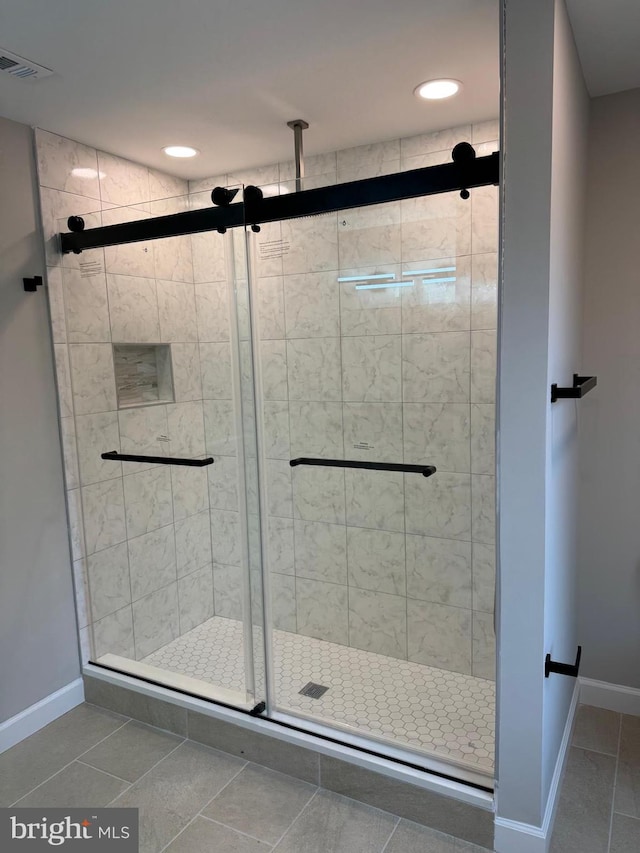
[270,573,297,632]
[337,140,400,173]
[473,543,496,614]
[46,266,67,343]
[175,510,212,577]
[292,466,345,524]
[106,274,159,343]
[210,509,241,566]
[349,588,407,659]
[54,344,74,418]
[289,401,343,458]
[40,188,101,268]
[63,268,111,343]
[471,120,499,144]
[347,527,406,595]
[154,234,194,283]
[69,344,117,414]
[167,401,206,458]
[294,520,347,584]
[213,563,243,620]
[132,583,179,659]
[471,331,497,404]
[402,332,470,403]
[191,231,227,284]
[472,185,499,255]
[82,478,126,554]
[148,169,188,202]
[67,488,85,561]
[400,125,471,160]
[339,267,402,336]
[169,465,208,521]
[128,525,177,600]
[405,472,471,540]
[473,611,496,680]
[280,152,337,183]
[76,411,122,485]
[195,282,230,342]
[407,600,472,675]
[281,213,339,276]
[60,417,80,490]
[93,605,135,660]
[471,475,495,546]
[206,454,238,512]
[255,276,285,340]
[118,405,169,462]
[401,193,471,263]
[261,340,289,400]
[342,335,402,403]
[200,342,232,399]
[263,400,290,459]
[406,535,472,608]
[287,338,341,401]
[157,280,198,341]
[296,578,348,645]
[342,402,402,463]
[171,343,202,402]
[266,459,293,518]
[203,399,236,456]
[401,255,471,334]
[98,151,150,206]
[403,403,470,473]
[123,466,173,539]
[87,542,131,621]
[284,272,340,338]
[102,207,155,279]
[345,469,404,532]
[471,253,498,330]
[36,130,101,198]
[471,404,495,475]
[338,202,402,268]
[267,517,295,575]
[178,566,214,633]
[72,559,90,630]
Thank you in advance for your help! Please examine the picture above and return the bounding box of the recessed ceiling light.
[163,145,199,158]
[414,79,462,100]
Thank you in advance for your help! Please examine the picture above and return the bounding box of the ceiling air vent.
[0,48,53,81]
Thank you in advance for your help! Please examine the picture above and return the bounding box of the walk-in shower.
[53,132,498,789]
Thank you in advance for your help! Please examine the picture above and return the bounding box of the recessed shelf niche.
[113,344,174,409]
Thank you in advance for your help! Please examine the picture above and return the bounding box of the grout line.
[8,714,132,806]
[74,758,133,785]
[271,789,320,851]
[104,737,187,806]
[379,816,402,853]
[198,814,276,846]
[607,714,623,853]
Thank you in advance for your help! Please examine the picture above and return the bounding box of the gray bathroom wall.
[0,115,80,724]
[578,86,640,689]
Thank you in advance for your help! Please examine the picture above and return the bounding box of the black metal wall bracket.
[551,374,597,403]
[23,275,43,292]
[545,645,582,678]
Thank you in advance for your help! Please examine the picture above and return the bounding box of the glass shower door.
[244,175,498,779]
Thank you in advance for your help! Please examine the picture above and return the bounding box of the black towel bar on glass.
[545,646,582,678]
[101,451,214,467]
[289,458,436,478]
[550,374,597,403]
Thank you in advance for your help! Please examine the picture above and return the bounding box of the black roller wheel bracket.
[250,701,266,716]
[23,275,43,292]
[452,142,476,199]
[545,646,582,678]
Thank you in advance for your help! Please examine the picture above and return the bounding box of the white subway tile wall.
[37,120,497,683]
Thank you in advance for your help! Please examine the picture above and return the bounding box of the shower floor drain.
[299,682,329,699]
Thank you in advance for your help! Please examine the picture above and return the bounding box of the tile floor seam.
[378,814,402,853]
[198,813,277,846]
[607,714,623,853]
[8,713,133,806]
[104,738,188,806]
[271,788,321,851]
[73,758,134,785]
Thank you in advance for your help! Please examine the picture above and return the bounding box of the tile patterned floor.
[550,705,640,853]
[143,615,495,772]
[0,703,491,853]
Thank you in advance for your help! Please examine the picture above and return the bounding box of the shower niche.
[113,343,174,408]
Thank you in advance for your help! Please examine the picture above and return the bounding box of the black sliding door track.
[59,150,499,254]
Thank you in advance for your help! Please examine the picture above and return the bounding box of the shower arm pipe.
[287,118,309,192]
[59,148,499,254]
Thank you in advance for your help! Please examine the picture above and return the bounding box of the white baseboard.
[0,679,85,754]
[494,680,580,853]
[579,678,640,716]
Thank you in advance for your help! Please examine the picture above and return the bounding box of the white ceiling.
[567,0,640,97]
[0,0,499,178]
